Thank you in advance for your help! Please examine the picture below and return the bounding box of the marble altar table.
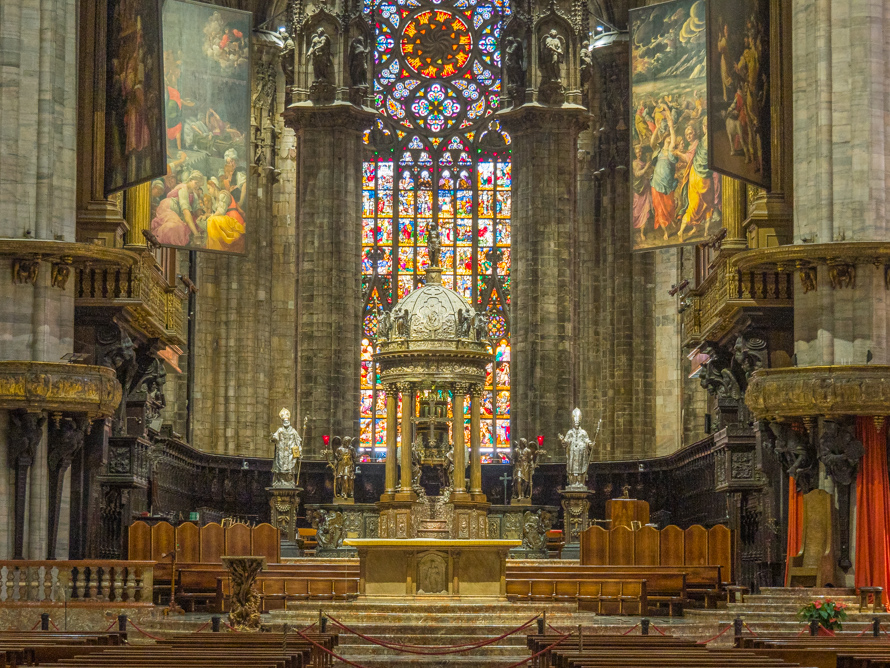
[344,539,521,598]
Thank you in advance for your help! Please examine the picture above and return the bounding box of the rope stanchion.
[127,620,165,641]
[326,614,539,655]
[621,623,641,636]
[500,633,571,668]
[695,624,733,644]
[296,628,373,668]
[650,624,669,636]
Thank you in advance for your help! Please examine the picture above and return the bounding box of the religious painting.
[104,0,166,196]
[629,0,723,252]
[151,0,251,254]
[706,0,771,189]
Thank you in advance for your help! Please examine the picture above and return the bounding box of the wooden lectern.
[605,498,650,529]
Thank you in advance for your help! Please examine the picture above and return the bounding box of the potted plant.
[798,598,848,632]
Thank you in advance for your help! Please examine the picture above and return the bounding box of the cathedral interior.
[2,0,890,663]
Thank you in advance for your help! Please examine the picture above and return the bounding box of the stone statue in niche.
[768,421,817,494]
[307,27,334,84]
[326,436,359,499]
[313,510,346,550]
[348,36,369,88]
[539,29,566,84]
[580,40,593,101]
[457,308,472,338]
[504,36,526,91]
[427,219,441,267]
[558,408,600,489]
[377,309,393,340]
[271,408,303,488]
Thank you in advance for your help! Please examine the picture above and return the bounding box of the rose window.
[400,10,472,78]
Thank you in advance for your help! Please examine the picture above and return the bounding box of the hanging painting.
[706,0,771,189]
[151,0,251,254]
[629,0,722,252]
[104,0,166,196]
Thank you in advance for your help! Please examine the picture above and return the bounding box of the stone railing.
[74,252,187,347]
[682,256,793,347]
[0,561,154,606]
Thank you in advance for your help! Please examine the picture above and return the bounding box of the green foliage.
[797,598,848,631]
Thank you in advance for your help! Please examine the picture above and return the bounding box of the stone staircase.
[684,587,888,634]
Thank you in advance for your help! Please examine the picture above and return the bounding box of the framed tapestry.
[629,0,722,252]
[152,0,251,255]
[706,0,771,189]
[104,0,166,196]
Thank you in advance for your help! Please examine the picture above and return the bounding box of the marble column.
[499,105,588,452]
[451,385,467,496]
[0,0,79,560]
[791,0,890,367]
[384,384,398,497]
[398,383,415,499]
[282,104,374,457]
[469,385,484,501]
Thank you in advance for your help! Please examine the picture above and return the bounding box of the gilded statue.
[511,437,542,502]
[271,408,303,488]
[558,408,600,489]
[326,435,359,499]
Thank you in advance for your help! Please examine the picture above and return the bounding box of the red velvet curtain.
[785,476,803,586]
[855,417,890,605]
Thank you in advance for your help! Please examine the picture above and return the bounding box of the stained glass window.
[361,0,511,460]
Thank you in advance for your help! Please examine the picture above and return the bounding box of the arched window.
[361,0,512,461]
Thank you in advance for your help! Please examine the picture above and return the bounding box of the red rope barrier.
[743,622,758,637]
[696,624,733,644]
[103,620,117,633]
[49,619,60,631]
[223,621,239,633]
[621,623,641,636]
[30,620,41,631]
[128,619,165,641]
[326,614,538,654]
[192,621,210,634]
[547,622,566,635]
[817,626,836,637]
[650,624,669,636]
[500,633,571,668]
[796,625,809,637]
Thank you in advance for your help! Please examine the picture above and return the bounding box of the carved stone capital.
[282,101,378,134]
[8,410,46,468]
[818,420,864,487]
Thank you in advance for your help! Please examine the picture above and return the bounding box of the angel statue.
[271,408,304,488]
[539,29,565,84]
[307,27,334,84]
[348,36,370,88]
[511,438,542,502]
[326,436,359,499]
[558,408,600,489]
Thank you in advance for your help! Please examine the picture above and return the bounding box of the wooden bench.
[509,563,720,610]
[508,568,688,615]
[737,635,890,668]
[506,578,646,615]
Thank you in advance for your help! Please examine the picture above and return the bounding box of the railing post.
[212,616,221,633]
[641,618,650,636]
[733,617,743,641]
[537,615,545,634]
[40,612,49,631]
[118,614,128,633]
[809,620,818,636]
[874,617,881,638]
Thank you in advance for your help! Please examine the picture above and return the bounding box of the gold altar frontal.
[345,539,521,599]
